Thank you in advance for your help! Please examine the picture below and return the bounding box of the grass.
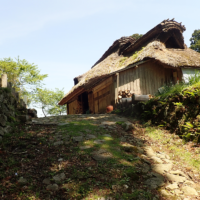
[145,126,200,170]
[156,70,200,99]
[0,115,154,200]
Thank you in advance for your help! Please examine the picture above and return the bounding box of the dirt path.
[0,114,199,200]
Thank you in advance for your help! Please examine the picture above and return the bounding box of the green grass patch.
[145,126,200,170]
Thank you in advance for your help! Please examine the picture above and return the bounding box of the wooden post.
[67,103,69,115]
[1,74,7,88]
[132,94,150,101]
[23,95,27,108]
[116,73,119,103]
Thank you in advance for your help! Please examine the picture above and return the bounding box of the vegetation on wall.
[0,56,66,116]
[0,57,48,105]
[131,33,143,40]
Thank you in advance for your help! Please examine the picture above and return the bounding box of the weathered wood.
[93,76,113,93]
[116,73,119,103]
[68,100,78,114]
[88,92,94,113]
[133,94,150,101]
[119,98,132,104]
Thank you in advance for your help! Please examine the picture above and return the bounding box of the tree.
[131,33,143,40]
[33,88,66,117]
[0,57,48,104]
[190,30,200,53]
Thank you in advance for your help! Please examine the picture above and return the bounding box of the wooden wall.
[93,76,114,114]
[88,92,94,113]
[117,61,174,95]
[68,100,77,114]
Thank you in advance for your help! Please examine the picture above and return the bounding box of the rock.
[0,127,4,136]
[121,144,137,152]
[86,134,96,139]
[72,136,83,142]
[122,121,134,131]
[181,186,198,196]
[101,121,116,126]
[0,114,7,126]
[43,178,51,185]
[156,153,166,159]
[166,183,179,190]
[166,174,186,183]
[3,126,13,134]
[53,173,66,183]
[57,123,69,126]
[150,156,163,164]
[160,189,173,197]
[18,115,29,123]
[94,139,105,144]
[152,163,173,174]
[162,159,172,164]
[46,184,58,191]
[92,149,112,161]
[79,146,91,150]
[120,137,126,142]
[18,177,27,185]
[144,176,165,189]
[53,141,64,146]
[136,147,144,154]
[141,164,151,173]
[98,197,113,200]
[144,147,156,157]
[99,124,106,129]
[123,184,129,189]
[27,108,37,118]
[170,170,189,179]
[183,180,195,186]
[174,189,183,195]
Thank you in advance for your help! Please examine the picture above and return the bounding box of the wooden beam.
[116,73,119,103]
[92,76,113,93]
[133,94,150,101]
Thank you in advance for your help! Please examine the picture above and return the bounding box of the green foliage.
[190,29,200,53]
[131,47,144,61]
[0,56,48,105]
[131,33,143,40]
[188,70,200,85]
[33,88,66,117]
[156,70,200,100]
[156,82,185,99]
[119,57,127,67]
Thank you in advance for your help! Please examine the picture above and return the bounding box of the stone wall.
[0,74,36,142]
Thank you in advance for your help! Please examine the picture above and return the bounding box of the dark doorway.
[78,92,89,114]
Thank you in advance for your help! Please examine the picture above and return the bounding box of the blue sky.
[0,0,199,117]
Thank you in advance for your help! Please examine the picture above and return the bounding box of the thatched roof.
[123,19,186,54]
[91,36,136,68]
[59,19,200,105]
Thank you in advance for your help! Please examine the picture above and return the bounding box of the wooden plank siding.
[68,100,77,114]
[117,61,172,95]
[88,92,94,113]
[93,77,114,113]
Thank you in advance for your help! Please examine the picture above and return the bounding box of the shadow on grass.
[0,114,166,200]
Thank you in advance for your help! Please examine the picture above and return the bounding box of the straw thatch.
[123,19,186,54]
[59,19,200,105]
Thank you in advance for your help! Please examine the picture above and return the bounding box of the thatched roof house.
[59,19,200,114]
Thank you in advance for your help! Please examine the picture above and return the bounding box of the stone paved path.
[26,114,200,199]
